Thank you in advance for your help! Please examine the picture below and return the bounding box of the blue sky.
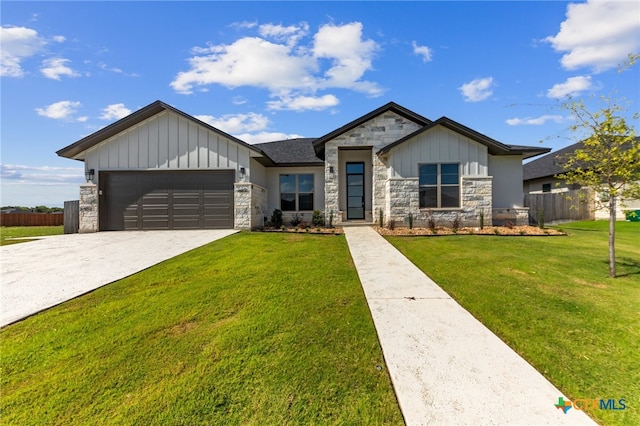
[2,0,639,207]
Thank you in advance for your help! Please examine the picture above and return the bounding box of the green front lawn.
[387,221,640,426]
[1,233,403,425]
[0,226,64,245]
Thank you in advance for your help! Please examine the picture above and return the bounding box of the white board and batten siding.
[388,127,488,178]
[84,110,254,183]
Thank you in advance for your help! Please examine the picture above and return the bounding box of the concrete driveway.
[0,230,238,327]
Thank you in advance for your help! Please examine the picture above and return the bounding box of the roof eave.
[56,100,265,160]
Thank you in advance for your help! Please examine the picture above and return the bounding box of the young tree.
[556,96,639,277]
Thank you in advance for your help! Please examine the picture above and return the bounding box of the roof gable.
[312,102,431,154]
[378,116,551,159]
[56,100,264,160]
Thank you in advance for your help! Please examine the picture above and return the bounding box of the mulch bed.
[261,227,344,235]
[374,225,566,237]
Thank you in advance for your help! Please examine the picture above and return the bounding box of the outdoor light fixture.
[329,166,334,174]
[85,168,95,182]
[240,167,246,175]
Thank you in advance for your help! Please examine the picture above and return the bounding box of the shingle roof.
[522,141,583,181]
[254,138,323,166]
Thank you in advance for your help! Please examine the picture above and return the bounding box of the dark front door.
[346,162,365,220]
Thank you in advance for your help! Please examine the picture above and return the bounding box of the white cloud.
[259,22,309,46]
[1,164,83,184]
[545,0,640,73]
[0,26,46,77]
[40,58,80,80]
[35,100,82,120]
[546,75,593,99]
[194,112,270,134]
[267,94,339,111]
[100,103,132,120]
[412,41,433,62]
[171,21,382,104]
[459,77,494,102]
[505,115,566,126]
[171,37,317,94]
[313,22,381,95]
[236,132,305,144]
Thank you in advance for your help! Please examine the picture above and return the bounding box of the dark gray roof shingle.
[254,138,323,166]
[523,141,583,181]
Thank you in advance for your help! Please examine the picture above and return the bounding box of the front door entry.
[346,162,365,220]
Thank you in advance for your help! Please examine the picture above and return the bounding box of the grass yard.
[0,226,64,245]
[1,233,403,425]
[387,220,639,426]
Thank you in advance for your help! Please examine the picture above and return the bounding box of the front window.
[419,163,460,208]
[280,174,314,211]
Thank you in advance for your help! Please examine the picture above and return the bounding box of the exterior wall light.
[85,168,95,182]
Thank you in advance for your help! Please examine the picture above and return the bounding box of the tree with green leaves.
[556,96,639,278]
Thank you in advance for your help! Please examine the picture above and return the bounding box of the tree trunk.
[609,195,616,278]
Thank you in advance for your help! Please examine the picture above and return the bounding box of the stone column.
[79,183,98,233]
[324,141,340,222]
[234,183,252,230]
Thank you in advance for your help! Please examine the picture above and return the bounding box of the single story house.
[57,100,550,232]
[523,139,640,220]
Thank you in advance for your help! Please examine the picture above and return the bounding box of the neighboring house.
[57,100,550,232]
[523,140,640,220]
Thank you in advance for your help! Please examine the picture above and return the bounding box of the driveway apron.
[344,226,595,425]
[0,230,238,327]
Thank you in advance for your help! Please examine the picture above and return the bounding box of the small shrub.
[479,211,485,229]
[537,208,545,229]
[431,228,438,235]
[290,213,303,227]
[452,214,461,232]
[316,228,321,233]
[388,219,396,230]
[280,224,286,231]
[311,209,324,227]
[328,210,334,228]
[493,228,500,235]
[505,221,515,229]
[270,209,283,228]
[519,230,526,235]
[426,210,436,230]
[378,209,384,227]
[407,212,414,229]
[305,227,310,233]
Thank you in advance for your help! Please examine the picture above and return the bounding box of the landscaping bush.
[311,210,324,227]
[270,209,283,228]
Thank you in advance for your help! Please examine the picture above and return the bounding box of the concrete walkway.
[0,230,237,327]
[344,226,595,425]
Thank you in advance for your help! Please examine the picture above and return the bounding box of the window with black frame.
[419,163,460,208]
[280,174,314,211]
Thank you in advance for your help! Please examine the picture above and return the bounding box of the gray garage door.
[100,171,234,230]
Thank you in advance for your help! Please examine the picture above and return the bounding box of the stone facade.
[234,183,268,230]
[381,176,493,228]
[324,112,422,224]
[79,183,98,233]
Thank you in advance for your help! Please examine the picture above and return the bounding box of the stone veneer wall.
[323,112,422,223]
[234,183,268,230]
[79,183,98,233]
[383,176,493,228]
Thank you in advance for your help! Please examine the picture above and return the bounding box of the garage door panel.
[102,170,234,230]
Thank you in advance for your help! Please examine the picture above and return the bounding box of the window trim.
[279,173,314,212]
[418,163,461,209]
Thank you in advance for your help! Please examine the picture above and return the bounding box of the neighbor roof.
[253,138,323,166]
[377,116,551,159]
[56,100,264,160]
[523,136,639,181]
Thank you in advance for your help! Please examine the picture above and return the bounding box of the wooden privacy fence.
[524,189,595,225]
[0,213,64,227]
[64,200,79,234]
